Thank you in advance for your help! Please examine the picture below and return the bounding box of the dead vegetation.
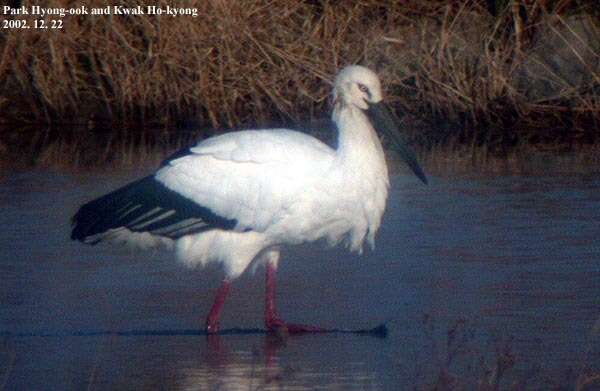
[0,1,599,174]
[0,1,598,133]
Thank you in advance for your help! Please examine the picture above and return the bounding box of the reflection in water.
[1,170,599,389]
[179,334,383,391]
[182,333,387,390]
[180,335,287,391]
[1,333,385,390]
[181,336,293,391]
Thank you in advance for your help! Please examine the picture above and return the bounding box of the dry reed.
[0,0,598,161]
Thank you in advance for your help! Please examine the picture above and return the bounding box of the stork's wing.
[72,129,334,246]
[155,129,335,233]
[71,175,237,245]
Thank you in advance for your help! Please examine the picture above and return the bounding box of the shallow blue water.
[1,169,599,389]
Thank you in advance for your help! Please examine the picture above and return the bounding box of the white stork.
[71,65,428,334]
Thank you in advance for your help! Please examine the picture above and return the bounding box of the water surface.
[1,169,599,389]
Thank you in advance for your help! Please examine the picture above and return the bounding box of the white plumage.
[72,65,427,333]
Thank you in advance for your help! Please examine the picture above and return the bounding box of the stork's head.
[333,65,383,110]
[333,65,428,185]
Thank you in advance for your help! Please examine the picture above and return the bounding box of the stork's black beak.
[366,102,428,185]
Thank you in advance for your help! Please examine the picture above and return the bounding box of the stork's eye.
[358,83,369,94]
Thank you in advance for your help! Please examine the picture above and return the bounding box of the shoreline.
[2,122,599,175]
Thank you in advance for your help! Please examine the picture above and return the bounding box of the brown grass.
[0,0,598,139]
[382,1,600,133]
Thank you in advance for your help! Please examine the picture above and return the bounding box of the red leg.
[206,279,231,334]
[265,262,283,329]
[264,262,326,334]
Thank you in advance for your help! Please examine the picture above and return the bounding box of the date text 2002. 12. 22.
[1,19,63,29]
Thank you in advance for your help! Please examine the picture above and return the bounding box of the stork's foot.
[206,318,220,334]
[263,258,326,335]
[266,316,327,334]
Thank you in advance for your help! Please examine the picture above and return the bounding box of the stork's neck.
[330,102,390,252]
[332,104,386,168]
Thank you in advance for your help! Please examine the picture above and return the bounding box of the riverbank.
[1,1,598,141]
[2,122,600,177]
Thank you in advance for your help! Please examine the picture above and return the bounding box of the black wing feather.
[160,146,193,167]
[71,175,237,243]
